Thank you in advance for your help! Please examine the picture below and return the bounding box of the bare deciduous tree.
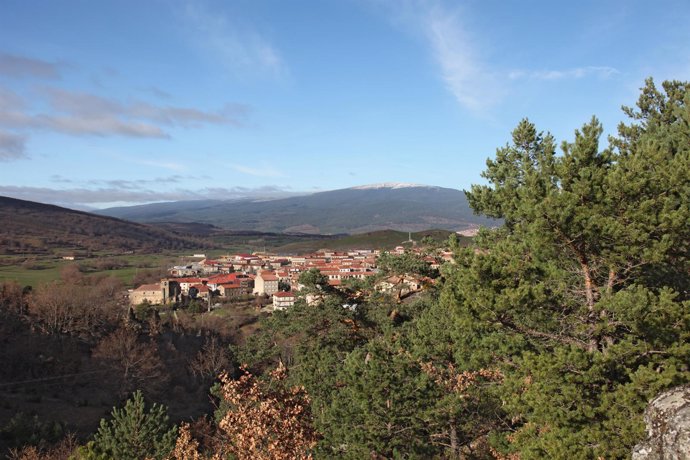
[92,327,167,398]
[188,337,231,381]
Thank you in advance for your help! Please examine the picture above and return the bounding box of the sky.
[1,0,689,209]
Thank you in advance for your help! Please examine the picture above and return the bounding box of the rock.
[632,385,690,459]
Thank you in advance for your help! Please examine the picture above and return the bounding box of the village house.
[206,273,237,290]
[189,284,210,302]
[169,265,197,277]
[254,271,280,296]
[129,283,164,305]
[376,275,425,299]
[218,282,246,298]
[174,277,205,294]
[273,291,296,310]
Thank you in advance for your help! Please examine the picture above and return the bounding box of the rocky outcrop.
[633,385,690,459]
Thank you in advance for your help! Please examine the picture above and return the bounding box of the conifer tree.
[421,78,690,458]
[320,338,440,459]
[88,390,177,460]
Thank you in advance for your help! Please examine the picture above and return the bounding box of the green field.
[0,253,180,287]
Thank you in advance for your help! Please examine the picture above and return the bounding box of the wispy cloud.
[508,66,620,81]
[424,5,500,113]
[232,164,285,178]
[0,130,27,160]
[125,158,186,172]
[0,53,62,79]
[85,175,194,189]
[370,1,500,113]
[180,0,286,79]
[41,87,248,132]
[370,1,619,114]
[0,85,250,145]
[0,87,25,109]
[140,86,172,100]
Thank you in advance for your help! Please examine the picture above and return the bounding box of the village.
[129,245,454,311]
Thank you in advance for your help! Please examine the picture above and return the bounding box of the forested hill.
[96,184,499,234]
[0,196,206,254]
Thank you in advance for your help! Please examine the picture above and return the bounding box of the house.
[218,282,246,298]
[254,271,280,296]
[375,275,425,299]
[233,274,255,291]
[189,284,210,301]
[173,277,205,294]
[206,273,238,290]
[169,265,197,277]
[129,283,164,305]
[273,291,296,310]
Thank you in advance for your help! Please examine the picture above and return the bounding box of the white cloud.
[424,6,501,113]
[509,66,620,81]
[232,164,285,178]
[369,1,621,114]
[180,0,287,79]
[369,0,501,113]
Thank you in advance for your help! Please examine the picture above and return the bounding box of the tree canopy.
[437,78,690,457]
[86,390,177,460]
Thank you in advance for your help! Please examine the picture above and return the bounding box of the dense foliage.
[84,391,177,460]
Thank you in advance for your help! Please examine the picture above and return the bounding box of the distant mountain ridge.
[97,184,498,234]
[0,196,205,254]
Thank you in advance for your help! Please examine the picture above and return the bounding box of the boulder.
[633,385,690,459]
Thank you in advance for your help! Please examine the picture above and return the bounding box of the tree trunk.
[449,421,458,458]
[581,260,595,311]
[607,268,616,293]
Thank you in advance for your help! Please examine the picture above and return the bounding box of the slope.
[98,185,498,234]
[0,196,206,255]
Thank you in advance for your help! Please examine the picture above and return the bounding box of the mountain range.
[96,184,497,234]
[0,196,204,255]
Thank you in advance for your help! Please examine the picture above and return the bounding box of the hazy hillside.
[0,196,207,255]
[98,184,498,234]
[272,229,470,254]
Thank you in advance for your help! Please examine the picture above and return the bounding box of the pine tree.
[320,338,441,459]
[420,78,690,458]
[88,390,177,460]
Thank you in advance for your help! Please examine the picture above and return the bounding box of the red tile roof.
[208,274,237,284]
[135,283,160,291]
[173,277,204,284]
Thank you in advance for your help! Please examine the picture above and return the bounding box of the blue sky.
[1,0,689,209]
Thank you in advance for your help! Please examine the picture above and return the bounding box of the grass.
[0,253,179,287]
[0,261,65,286]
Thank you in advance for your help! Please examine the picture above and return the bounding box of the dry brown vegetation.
[0,196,208,255]
[0,275,263,457]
